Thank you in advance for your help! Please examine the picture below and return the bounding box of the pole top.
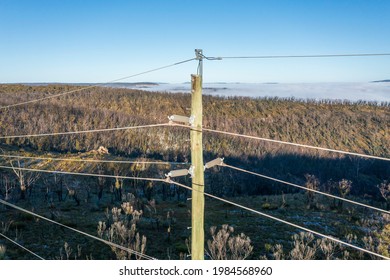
[195,49,203,77]
[195,49,203,60]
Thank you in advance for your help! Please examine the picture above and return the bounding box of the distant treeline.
[0,84,389,199]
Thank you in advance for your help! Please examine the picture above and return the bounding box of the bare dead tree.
[65,180,80,206]
[337,179,352,212]
[304,174,319,209]
[1,174,14,201]
[10,160,40,200]
[130,160,147,198]
[97,165,106,201]
[206,224,253,260]
[377,181,390,210]
[54,173,64,202]
[289,232,319,260]
[112,164,125,202]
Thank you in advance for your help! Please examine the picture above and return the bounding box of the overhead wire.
[0,57,196,110]
[0,165,167,183]
[0,154,189,166]
[202,127,390,162]
[0,232,45,260]
[213,53,390,60]
[4,122,387,163]
[0,199,156,260]
[220,162,390,215]
[167,179,390,260]
[0,123,172,139]
[169,123,390,162]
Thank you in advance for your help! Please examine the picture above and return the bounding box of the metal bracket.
[204,158,224,170]
[189,115,195,127]
[195,49,203,60]
[188,165,195,177]
[195,49,203,77]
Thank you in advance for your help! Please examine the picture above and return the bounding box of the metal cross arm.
[168,115,195,126]
[165,168,191,178]
[204,158,224,170]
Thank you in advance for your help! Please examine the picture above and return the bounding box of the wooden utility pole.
[191,49,205,260]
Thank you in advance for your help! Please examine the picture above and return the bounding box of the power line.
[0,58,196,110]
[172,122,390,162]
[168,179,390,260]
[0,232,45,260]
[0,123,172,139]
[0,154,189,166]
[221,162,390,215]
[212,53,390,60]
[0,199,157,260]
[0,165,166,183]
[202,127,390,162]
[2,120,388,163]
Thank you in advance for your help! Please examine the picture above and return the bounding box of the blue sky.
[1,0,389,83]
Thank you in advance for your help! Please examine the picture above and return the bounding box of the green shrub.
[261,203,278,210]
[174,242,188,253]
